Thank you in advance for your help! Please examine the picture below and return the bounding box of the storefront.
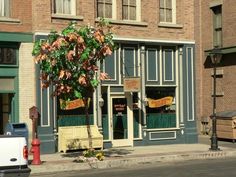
[35,34,197,153]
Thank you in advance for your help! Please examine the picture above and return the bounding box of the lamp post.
[209,47,222,151]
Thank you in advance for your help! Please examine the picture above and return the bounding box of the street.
[31,157,236,177]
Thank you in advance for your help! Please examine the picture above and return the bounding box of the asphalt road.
[31,157,236,177]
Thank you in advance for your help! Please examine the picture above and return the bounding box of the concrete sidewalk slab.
[29,142,236,175]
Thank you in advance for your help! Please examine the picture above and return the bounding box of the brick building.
[0,0,197,153]
[195,0,236,134]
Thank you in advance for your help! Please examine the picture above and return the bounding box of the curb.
[30,150,236,174]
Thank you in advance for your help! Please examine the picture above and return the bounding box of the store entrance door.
[111,95,133,147]
[0,93,12,134]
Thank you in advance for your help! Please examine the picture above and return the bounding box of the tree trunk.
[84,98,93,149]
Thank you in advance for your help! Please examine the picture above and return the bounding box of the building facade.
[195,0,236,134]
[0,0,197,154]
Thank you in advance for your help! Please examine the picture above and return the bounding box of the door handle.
[10,158,17,162]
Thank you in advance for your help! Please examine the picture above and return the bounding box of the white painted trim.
[34,33,195,45]
[114,36,195,44]
[110,94,133,147]
[175,46,180,128]
[146,128,180,131]
[186,47,195,122]
[159,46,163,85]
[179,48,184,123]
[136,0,141,21]
[112,0,117,19]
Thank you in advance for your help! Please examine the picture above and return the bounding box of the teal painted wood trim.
[182,45,195,122]
[102,114,109,140]
[0,68,18,76]
[146,113,176,129]
[58,115,94,126]
[0,32,33,42]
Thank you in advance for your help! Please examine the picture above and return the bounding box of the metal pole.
[210,63,220,151]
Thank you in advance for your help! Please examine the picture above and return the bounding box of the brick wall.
[0,0,32,32]
[195,0,236,134]
[32,0,195,41]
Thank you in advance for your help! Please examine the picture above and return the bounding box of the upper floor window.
[159,0,176,24]
[97,0,115,19]
[212,5,222,48]
[122,0,141,21]
[53,0,76,16]
[0,0,10,17]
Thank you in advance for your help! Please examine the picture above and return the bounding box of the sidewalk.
[29,135,236,174]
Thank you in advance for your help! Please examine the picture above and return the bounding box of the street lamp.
[209,47,222,151]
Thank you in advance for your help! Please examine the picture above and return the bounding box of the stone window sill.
[158,22,183,29]
[95,18,148,27]
[0,17,20,23]
[51,14,84,21]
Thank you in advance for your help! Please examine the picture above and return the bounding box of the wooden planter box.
[58,125,103,152]
[216,111,236,142]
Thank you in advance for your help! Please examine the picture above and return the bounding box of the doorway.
[0,93,12,134]
[111,95,133,147]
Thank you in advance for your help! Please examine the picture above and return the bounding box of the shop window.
[0,47,17,65]
[122,46,138,77]
[0,0,10,17]
[122,0,141,21]
[97,0,115,19]
[159,0,176,24]
[146,87,176,129]
[52,0,76,16]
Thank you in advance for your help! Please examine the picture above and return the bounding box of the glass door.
[111,95,133,147]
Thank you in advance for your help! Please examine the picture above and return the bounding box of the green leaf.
[74,90,82,98]
[32,41,41,56]
[91,79,99,87]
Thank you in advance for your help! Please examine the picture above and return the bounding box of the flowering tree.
[32,19,115,149]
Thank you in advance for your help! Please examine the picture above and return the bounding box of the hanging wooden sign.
[123,77,141,92]
[60,99,86,110]
[148,96,173,108]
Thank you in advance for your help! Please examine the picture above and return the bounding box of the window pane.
[105,4,112,18]
[97,3,104,17]
[166,9,172,22]
[0,48,17,65]
[160,0,164,8]
[130,6,136,20]
[123,0,128,6]
[123,6,128,19]
[130,0,136,6]
[166,0,172,9]
[215,14,222,28]
[54,0,72,14]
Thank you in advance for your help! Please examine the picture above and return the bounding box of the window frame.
[97,0,116,19]
[212,5,222,48]
[122,0,141,21]
[52,0,76,16]
[159,0,176,24]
